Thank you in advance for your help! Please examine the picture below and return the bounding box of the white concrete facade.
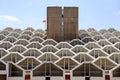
[0,27,120,80]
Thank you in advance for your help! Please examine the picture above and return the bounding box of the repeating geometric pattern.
[0,27,120,80]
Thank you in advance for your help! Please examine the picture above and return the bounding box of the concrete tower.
[47,6,78,42]
[64,7,78,41]
[47,7,63,42]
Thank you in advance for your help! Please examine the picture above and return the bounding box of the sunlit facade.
[0,27,120,80]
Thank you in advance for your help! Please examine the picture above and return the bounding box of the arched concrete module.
[32,62,64,80]
[72,62,104,80]
[69,39,85,46]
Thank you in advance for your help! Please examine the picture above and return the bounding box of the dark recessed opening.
[46,77,50,80]
[85,77,90,80]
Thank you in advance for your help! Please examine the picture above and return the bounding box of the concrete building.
[64,7,78,41]
[47,7,63,42]
[47,7,78,42]
[0,27,120,80]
